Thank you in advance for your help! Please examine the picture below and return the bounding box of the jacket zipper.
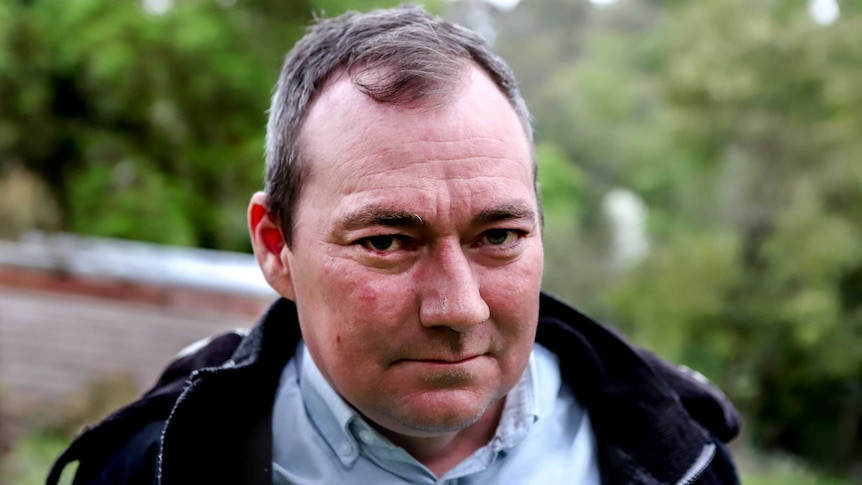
[676,442,715,485]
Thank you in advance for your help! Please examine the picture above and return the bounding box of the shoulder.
[47,330,246,485]
[536,292,740,441]
[636,350,740,442]
[536,292,741,483]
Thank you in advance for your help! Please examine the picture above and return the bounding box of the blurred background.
[0,0,860,483]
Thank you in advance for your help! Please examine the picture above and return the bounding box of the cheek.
[357,283,380,304]
[317,261,377,309]
[315,275,415,387]
[487,251,543,301]
[340,267,413,314]
[320,269,414,345]
[483,255,543,333]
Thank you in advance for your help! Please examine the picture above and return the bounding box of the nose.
[417,242,490,332]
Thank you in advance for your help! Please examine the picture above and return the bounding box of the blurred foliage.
[1,0,860,479]
[0,0,421,250]
[740,451,856,485]
[488,0,862,475]
[0,168,59,238]
[2,430,71,485]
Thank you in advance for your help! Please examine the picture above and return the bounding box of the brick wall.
[0,256,275,417]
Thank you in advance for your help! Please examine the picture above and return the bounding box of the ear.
[248,191,296,300]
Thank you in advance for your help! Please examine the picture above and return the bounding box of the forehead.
[295,65,535,224]
[301,65,532,172]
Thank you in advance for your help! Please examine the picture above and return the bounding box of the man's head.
[264,4,534,245]
[249,5,543,457]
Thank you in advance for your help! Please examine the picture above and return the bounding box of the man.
[49,5,740,484]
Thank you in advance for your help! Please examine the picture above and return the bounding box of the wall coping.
[0,232,276,298]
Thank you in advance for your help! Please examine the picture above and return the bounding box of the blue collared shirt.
[272,342,600,484]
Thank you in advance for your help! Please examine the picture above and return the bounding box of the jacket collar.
[535,292,737,484]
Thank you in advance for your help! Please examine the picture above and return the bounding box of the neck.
[375,397,506,477]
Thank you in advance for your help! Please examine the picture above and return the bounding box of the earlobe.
[248,192,296,300]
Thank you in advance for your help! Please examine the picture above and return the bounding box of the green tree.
[647,0,862,469]
[0,0,421,249]
[491,0,862,473]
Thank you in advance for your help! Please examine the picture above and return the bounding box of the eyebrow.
[340,207,427,231]
[339,202,536,231]
[471,203,537,227]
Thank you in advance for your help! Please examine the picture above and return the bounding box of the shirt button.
[338,441,353,455]
[358,430,374,444]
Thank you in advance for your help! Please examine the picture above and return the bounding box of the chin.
[385,392,498,436]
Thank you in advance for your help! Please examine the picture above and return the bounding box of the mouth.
[390,355,489,387]
[399,355,483,365]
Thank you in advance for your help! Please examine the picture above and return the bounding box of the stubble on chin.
[385,369,497,434]
[420,368,474,388]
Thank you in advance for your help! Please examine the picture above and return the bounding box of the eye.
[359,235,409,252]
[481,229,523,247]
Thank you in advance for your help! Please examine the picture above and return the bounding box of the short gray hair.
[265,4,534,245]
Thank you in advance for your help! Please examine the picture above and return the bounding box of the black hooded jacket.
[48,293,740,485]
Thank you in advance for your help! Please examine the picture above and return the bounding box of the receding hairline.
[301,58,473,129]
[294,61,528,181]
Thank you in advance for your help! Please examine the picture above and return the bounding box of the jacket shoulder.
[537,292,741,484]
[46,330,246,485]
[537,292,740,442]
[636,349,740,443]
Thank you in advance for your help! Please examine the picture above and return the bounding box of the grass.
[1,429,75,485]
[738,449,855,485]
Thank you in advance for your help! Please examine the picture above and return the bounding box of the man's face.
[282,66,543,439]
